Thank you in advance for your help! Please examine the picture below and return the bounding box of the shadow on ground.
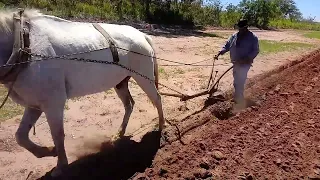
[38,131,161,180]
[140,27,225,38]
[66,17,225,38]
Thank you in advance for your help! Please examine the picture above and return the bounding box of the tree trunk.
[145,0,151,21]
[117,0,123,20]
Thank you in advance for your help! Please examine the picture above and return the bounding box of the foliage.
[272,0,302,20]
[270,19,320,31]
[238,0,278,29]
[0,0,319,30]
[220,3,242,28]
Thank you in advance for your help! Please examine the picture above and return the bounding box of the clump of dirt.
[204,94,227,107]
[208,101,233,120]
[132,49,320,179]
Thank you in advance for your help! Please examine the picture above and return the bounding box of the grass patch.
[304,31,320,39]
[174,68,185,75]
[200,32,224,38]
[159,67,169,80]
[0,85,23,121]
[214,32,233,38]
[270,19,320,31]
[259,40,314,54]
[64,103,70,110]
[105,89,114,95]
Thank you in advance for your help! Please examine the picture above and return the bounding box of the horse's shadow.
[38,131,161,180]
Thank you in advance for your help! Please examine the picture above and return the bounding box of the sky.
[219,0,320,22]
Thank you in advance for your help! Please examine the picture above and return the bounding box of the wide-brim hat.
[237,19,248,28]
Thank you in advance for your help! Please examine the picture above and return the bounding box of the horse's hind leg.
[114,76,135,137]
[15,107,57,158]
[132,75,165,131]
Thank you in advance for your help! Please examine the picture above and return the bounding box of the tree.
[220,3,242,27]
[273,0,302,21]
[238,0,278,29]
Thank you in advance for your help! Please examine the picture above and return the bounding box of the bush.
[269,19,320,31]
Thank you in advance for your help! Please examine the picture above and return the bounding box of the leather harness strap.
[0,9,30,84]
[92,23,120,63]
[0,9,31,111]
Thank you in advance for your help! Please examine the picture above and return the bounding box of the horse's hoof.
[50,164,68,178]
[34,146,57,158]
[50,167,62,177]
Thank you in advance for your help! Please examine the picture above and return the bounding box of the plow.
[160,60,233,104]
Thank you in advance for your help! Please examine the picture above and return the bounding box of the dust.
[71,134,113,160]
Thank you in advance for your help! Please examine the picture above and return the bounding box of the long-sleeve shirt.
[219,31,259,64]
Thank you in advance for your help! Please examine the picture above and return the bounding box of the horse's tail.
[144,34,159,90]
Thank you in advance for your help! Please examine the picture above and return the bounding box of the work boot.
[232,98,246,113]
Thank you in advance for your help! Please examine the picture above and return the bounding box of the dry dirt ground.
[0,27,320,180]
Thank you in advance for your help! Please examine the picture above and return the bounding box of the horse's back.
[24,17,155,100]
[31,17,153,58]
[98,23,154,54]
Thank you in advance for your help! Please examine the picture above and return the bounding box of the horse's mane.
[0,8,43,34]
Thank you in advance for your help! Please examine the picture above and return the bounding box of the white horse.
[0,8,165,176]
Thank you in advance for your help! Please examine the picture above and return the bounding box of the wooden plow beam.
[160,65,233,101]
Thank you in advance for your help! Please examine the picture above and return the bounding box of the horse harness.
[0,9,121,113]
[0,9,31,84]
[92,23,120,63]
[0,9,120,85]
[0,9,31,110]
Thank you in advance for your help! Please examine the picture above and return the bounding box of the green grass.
[259,40,314,54]
[200,32,224,38]
[303,31,320,39]
[0,85,23,121]
[105,89,114,95]
[159,67,169,80]
[64,103,70,110]
[174,68,185,75]
[270,19,320,31]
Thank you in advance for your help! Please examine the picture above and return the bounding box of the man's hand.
[214,53,220,60]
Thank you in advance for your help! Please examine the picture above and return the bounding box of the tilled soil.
[132,50,320,179]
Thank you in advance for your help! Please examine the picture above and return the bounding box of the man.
[215,19,259,107]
